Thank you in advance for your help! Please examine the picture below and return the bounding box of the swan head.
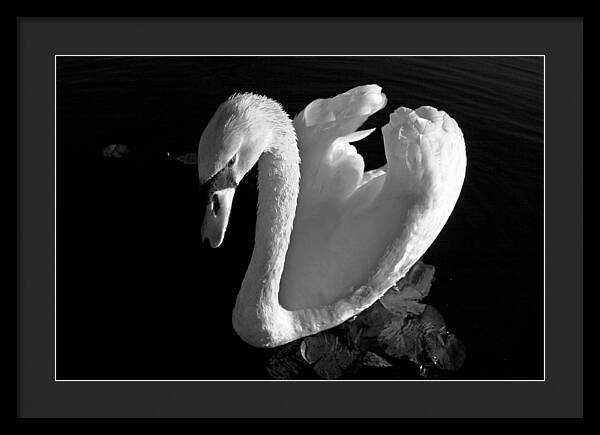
[197,93,279,248]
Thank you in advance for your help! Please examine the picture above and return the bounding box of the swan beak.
[201,187,236,248]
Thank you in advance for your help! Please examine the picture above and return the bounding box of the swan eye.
[227,155,236,167]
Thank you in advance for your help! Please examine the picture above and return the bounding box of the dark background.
[56,56,544,380]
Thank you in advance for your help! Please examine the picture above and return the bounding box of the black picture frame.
[17,17,582,418]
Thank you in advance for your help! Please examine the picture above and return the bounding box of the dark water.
[56,56,543,380]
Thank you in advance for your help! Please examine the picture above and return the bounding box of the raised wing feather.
[292,85,387,217]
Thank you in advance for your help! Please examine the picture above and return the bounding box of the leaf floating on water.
[103,143,129,158]
[300,333,361,379]
[265,341,307,380]
[425,332,466,372]
[176,152,198,165]
[354,302,396,338]
[391,260,435,300]
[340,302,396,354]
[378,318,426,364]
[440,335,466,371]
[363,352,393,368]
[420,305,446,334]
[313,353,344,379]
[342,320,365,351]
[379,261,434,318]
[300,333,337,364]
[380,296,427,320]
[334,343,362,374]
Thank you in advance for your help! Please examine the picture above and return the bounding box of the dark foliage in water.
[103,143,129,158]
[264,260,466,380]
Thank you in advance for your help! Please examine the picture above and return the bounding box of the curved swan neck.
[254,144,300,281]
[233,133,300,346]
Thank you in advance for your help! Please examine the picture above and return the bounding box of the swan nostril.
[212,194,221,215]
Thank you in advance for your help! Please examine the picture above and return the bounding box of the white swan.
[198,85,466,348]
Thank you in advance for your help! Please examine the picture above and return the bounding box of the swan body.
[198,85,466,347]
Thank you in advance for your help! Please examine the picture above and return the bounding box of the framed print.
[17,17,582,418]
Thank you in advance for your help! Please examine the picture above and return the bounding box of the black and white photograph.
[55,55,544,381]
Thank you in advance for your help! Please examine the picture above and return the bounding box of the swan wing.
[363,106,467,288]
[292,85,388,217]
[283,87,466,341]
